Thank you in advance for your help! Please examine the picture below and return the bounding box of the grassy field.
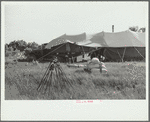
[5,61,146,100]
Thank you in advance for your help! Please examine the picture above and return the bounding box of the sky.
[3,2,148,45]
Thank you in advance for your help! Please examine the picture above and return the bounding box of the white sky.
[3,2,148,45]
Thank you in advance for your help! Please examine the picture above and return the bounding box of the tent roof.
[129,30,145,46]
[64,33,86,42]
[45,30,145,49]
[77,40,102,47]
[104,30,145,47]
[45,33,86,49]
[87,30,145,47]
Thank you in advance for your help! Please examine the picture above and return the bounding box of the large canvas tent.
[87,30,145,47]
[44,33,99,61]
[45,42,95,55]
[45,30,145,62]
[86,30,145,61]
[29,33,99,62]
[41,42,95,62]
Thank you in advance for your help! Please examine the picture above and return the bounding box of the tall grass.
[5,62,146,100]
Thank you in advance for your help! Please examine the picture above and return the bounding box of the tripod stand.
[37,57,72,94]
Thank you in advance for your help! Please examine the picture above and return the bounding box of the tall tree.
[129,26,139,32]
[138,27,146,33]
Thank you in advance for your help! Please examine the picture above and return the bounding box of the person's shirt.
[86,58,106,70]
[87,58,100,69]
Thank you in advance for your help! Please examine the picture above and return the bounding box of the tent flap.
[104,47,145,61]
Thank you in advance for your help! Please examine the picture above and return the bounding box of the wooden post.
[99,62,102,73]
[112,25,114,32]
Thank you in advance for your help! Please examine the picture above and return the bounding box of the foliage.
[129,26,139,32]
[129,26,146,33]
[5,47,20,57]
[5,40,40,60]
[8,40,27,51]
[5,44,9,52]
[38,45,42,50]
[5,40,39,53]
[138,27,146,33]
[27,42,39,50]
[24,47,33,56]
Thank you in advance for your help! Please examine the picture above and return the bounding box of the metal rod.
[37,62,52,90]
[44,70,53,94]
[38,63,52,91]
[122,47,126,62]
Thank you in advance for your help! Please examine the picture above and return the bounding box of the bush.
[24,47,32,56]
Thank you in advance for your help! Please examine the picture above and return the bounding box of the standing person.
[90,52,94,59]
[65,54,68,63]
[97,54,100,61]
[99,57,104,73]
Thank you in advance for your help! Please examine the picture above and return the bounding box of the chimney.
[112,25,114,32]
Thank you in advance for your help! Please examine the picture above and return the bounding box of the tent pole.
[72,57,74,64]
[81,46,86,61]
[133,47,145,60]
[122,47,126,62]
[117,50,122,62]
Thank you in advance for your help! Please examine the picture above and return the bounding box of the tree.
[16,40,27,51]
[6,40,39,53]
[5,44,9,52]
[27,42,39,50]
[8,40,28,51]
[31,42,39,50]
[38,45,42,50]
[129,26,139,32]
[8,46,14,51]
[138,27,146,33]
[9,41,17,50]
[24,47,32,56]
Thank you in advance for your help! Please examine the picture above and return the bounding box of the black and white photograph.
[1,1,149,121]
